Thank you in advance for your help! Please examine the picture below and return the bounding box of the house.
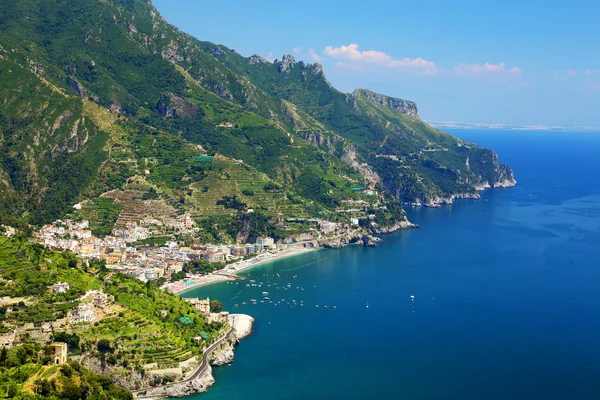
[69,303,96,324]
[51,282,70,294]
[51,342,68,365]
[318,221,338,234]
[256,237,274,250]
[185,297,211,315]
[209,311,229,324]
[92,292,114,309]
[203,252,226,263]
[231,246,246,257]
[144,270,158,281]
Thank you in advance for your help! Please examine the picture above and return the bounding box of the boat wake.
[231,290,242,301]
[279,260,322,272]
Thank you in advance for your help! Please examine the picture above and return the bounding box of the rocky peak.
[311,62,324,76]
[353,88,419,117]
[276,54,296,73]
[206,46,225,57]
[249,54,268,65]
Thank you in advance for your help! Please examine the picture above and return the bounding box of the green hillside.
[0,236,221,383]
[0,0,515,236]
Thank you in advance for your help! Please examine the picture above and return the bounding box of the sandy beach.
[166,246,319,295]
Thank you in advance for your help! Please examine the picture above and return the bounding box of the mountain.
[0,0,515,238]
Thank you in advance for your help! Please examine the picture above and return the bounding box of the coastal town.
[34,213,364,295]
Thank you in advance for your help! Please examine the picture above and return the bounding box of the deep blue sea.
[181,130,600,400]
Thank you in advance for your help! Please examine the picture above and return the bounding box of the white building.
[256,237,274,249]
[51,282,70,294]
[70,303,96,324]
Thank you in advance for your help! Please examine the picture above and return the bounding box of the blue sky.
[153,0,599,126]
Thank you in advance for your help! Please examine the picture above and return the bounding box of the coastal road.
[132,327,234,398]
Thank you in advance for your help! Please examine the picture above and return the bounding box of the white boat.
[262,291,269,296]
[366,301,369,309]
[410,295,415,300]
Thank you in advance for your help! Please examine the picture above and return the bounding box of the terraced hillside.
[0,237,221,388]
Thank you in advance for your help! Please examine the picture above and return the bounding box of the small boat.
[324,306,328,308]
[366,301,369,309]
[410,295,415,300]
[333,306,336,309]
[262,291,269,296]
[264,297,270,301]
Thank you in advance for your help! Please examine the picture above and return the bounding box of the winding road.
[132,327,234,398]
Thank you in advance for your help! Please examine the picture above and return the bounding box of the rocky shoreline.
[404,177,517,208]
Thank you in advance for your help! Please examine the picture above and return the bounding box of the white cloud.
[308,48,322,62]
[320,44,521,78]
[292,47,301,53]
[323,44,437,74]
[567,69,577,77]
[585,69,600,75]
[453,63,522,76]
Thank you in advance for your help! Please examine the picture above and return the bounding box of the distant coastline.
[427,122,600,132]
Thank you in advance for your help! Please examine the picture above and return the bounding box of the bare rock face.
[136,365,215,399]
[371,219,419,234]
[210,343,234,366]
[228,314,254,340]
[311,62,324,75]
[156,94,199,118]
[353,88,419,117]
[249,54,268,65]
[276,54,297,73]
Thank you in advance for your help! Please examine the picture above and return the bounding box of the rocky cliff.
[352,88,419,117]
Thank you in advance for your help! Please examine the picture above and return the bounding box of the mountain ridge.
[0,0,514,241]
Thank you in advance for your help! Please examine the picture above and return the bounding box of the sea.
[179,130,600,400]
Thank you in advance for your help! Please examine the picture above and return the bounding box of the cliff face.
[352,89,419,117]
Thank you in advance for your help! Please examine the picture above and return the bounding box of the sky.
[153,0,600,127]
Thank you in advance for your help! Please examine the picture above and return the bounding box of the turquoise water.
[181,130,600,400]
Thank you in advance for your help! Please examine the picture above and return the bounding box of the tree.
[0,347,7,366]
[6,384,17,398]
[97,339,112,353]
[61,364,74,378]
[210,300,223,313]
